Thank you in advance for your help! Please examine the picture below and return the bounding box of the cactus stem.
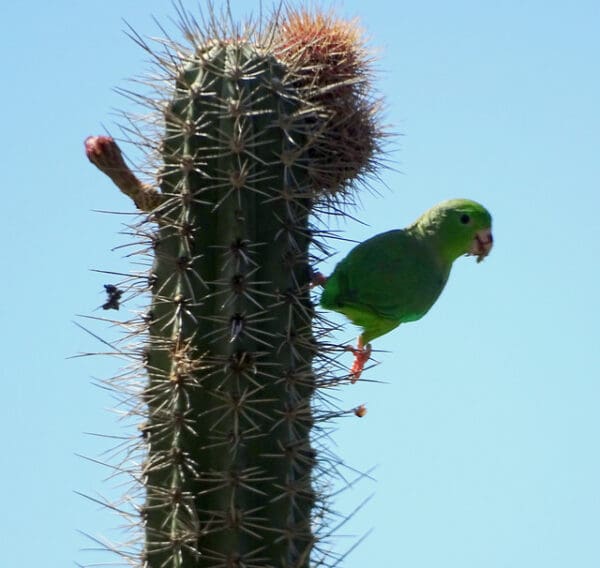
[83,4,386,566]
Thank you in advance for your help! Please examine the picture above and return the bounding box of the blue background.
[1,1,598,566]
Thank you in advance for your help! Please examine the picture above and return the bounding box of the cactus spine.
[85,5,382,567]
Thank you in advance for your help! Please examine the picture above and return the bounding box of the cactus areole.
[85,6,381,567]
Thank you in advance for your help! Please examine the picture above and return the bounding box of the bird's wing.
[329,230,448,323]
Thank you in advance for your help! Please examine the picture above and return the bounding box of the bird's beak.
[470,228,493,263]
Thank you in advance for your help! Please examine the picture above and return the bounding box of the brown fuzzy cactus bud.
[275,7,384,194]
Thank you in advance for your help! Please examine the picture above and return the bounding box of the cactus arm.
[85,135,163,212]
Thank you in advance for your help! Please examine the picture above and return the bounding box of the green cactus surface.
[84,5,383,567]
[144,42,318,567]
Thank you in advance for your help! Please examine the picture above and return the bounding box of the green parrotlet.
[318,198,493,381]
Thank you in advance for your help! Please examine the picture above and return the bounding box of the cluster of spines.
[82,4,384,568]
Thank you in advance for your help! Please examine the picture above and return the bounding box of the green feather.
[321,199,493,345]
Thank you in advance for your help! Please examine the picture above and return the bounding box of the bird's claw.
[347,342,372,383]
[310,270,327,289]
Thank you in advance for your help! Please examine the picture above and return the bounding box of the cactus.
[84,4,383,567]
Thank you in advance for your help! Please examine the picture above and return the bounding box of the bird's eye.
[460,213,471,224]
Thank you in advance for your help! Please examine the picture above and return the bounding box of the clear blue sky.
[2,1,598,566]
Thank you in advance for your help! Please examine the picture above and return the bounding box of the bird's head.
[414,199,493,264]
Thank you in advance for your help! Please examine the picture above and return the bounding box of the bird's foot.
[346,342,372,383]
[309,270,327,289]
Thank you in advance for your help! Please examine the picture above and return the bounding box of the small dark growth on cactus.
[82,3,386,567]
